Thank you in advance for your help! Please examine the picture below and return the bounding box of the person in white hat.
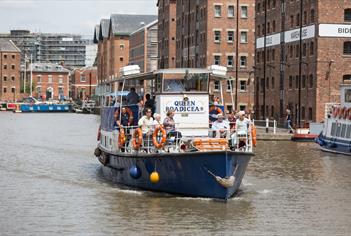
[211,113,229,138]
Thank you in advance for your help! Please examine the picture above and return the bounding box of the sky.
[0,0,158,37]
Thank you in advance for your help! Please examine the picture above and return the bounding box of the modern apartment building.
[165,0,255,112]
[255,0,351,123]
[0,30,94,67]
[0,39,21,101]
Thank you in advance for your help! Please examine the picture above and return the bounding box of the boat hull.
[315,135,351,156]
[97,146,252,200]
[20,104,71,112]
[291,133,318,142]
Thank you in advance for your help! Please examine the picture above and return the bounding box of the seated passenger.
[235,111,249,135]
[163,110,182,141]
[152,113,162,130]
[211,113,229,138]
[231,111,250,149]
[138,108,154,150]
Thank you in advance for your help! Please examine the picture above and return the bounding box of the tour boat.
[315,84,351,156]
[94,67,254,200]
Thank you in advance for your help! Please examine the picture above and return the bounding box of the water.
[0,112,351,235]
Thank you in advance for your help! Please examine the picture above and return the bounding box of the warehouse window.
[345,9,351,22]
[344,41,351,54]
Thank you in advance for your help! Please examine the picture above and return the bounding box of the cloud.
[0,0,35,9]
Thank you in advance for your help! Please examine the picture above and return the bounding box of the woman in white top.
[152,113,162,130]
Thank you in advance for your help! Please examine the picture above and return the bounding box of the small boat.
[291,123,322,142]
[94,67,254,200]
[315,83,351,156]
[16,97,71,113]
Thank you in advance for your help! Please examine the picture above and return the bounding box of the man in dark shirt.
[144,93,155,114]
[126,87,139,105]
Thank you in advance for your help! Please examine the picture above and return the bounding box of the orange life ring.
[132,128,143,150]
[118,127,126,148]
[332,107,338,118]
[209,105,222,115]
[251,125,257,147]
[152,126,167,149]
[114,107,134,125]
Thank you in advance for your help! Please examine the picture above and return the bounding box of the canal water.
[0,112,351,235]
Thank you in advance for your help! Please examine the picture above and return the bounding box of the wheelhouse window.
[344,42,351,54]
[345,9,351,22]
[161,72,209,93]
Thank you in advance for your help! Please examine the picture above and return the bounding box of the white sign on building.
[284,25,316,43]
[256,33,281,49]
[319,24,351,37]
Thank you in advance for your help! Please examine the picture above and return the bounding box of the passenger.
[163,110,176,132]
[152,113,162,130]
[116,107,133,127]
[138,108,154,150]
[232,111,250,149]
[211,113,230,138]
[163,110,182,141]
[227,110,236,130]
[126,87,139,105]
[144,94,155,114]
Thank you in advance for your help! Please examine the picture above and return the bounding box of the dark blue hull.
[315,135,351,156]
[98,146,252,200]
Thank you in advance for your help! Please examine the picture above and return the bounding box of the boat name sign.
[165,100,205,113]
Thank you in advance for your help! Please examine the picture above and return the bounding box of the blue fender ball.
[129,165,141,179]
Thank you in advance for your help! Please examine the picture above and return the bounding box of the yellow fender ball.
[150,171,160,183]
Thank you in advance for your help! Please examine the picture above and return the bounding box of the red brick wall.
[71,68,98,100]
[31,71,69,100]
[0,51,21,101]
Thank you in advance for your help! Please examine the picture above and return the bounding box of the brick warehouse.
[157,0,177,69]
[94,14,157,85]
[0,39,21,102]
[70,67,97,100]
[158,0,256,113]
[255,0,351,124]
[27,63,70,100]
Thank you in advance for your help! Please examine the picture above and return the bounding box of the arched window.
[345,9,351,22]
[302,107,305,120]
[271,105,274,118]
[344,42,351,54]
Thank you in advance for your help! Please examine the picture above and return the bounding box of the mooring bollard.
[266,118,269,133]
[273,120,277,134]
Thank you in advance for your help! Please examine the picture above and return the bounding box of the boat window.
[331,123,336,136]
[161,73,209,93]
[346,125,351,139]
[341,124,347,138]
[336,123,342,137]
